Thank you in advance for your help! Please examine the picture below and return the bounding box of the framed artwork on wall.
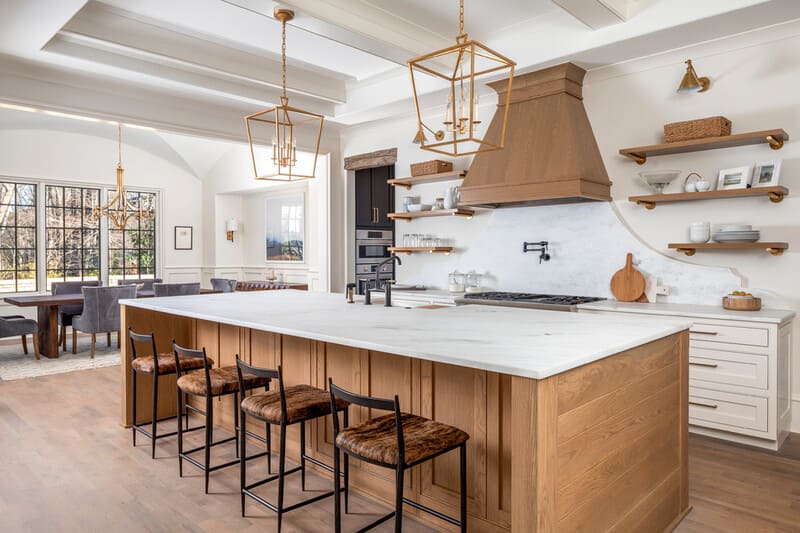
[716,166,751,190]
[751,159,782,188]
[174,225,193,250]
[265,192,305,262]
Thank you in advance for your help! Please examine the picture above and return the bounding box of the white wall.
[339,20,800,430]
[0,111,205,287]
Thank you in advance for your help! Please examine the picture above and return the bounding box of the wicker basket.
[410,160,453,177]
[664,116,731,143]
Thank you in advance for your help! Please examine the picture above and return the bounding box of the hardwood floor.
[0,366,798,532]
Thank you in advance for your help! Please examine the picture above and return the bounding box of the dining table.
[4,289,217,359]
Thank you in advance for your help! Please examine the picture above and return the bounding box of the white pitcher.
[444,186,460,209]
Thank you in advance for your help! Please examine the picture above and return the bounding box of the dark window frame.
[0,181,38,293]
[44,185,101,289]
[108,190,157,281]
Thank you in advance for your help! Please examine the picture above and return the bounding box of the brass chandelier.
[245,9,324,181]
[408,0,515,157]
[90,124,153,229]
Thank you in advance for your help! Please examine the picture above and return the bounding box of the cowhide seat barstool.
[173,342,271,494]
[236,357,351,532]
[129,329,209,459]
[329,380,469,533]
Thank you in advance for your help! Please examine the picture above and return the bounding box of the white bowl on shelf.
[639,170,681,194]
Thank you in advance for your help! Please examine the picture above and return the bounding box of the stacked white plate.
[712,224,760,243]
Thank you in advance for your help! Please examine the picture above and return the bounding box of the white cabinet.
[580,306,793,451]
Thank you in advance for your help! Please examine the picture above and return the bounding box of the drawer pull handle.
[689,400,719,409]
[690,361,719,368]
[691,330,719,336]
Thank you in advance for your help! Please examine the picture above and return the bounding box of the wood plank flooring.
[0,366,798,532]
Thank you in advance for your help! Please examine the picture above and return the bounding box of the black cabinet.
[355,165,394,228]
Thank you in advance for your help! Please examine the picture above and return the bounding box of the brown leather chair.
[236,357,350,532]
[129,329,209,459]
[173,342,271,494]
[329,380,469,533]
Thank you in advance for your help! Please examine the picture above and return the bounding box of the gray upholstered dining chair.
[117,278,163,291]
[152,282,201,297]
[72,285,137,358]
[0,315,40,360]
[209,278,236,293]
[52,280,102,353]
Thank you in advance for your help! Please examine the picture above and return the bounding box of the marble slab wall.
[398,202,742,305]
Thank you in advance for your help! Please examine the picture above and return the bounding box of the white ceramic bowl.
[719,224,752,232]
[418,204,433,211]
[695,180,711,192]
[407,204,423,212]
[639,170,681,194]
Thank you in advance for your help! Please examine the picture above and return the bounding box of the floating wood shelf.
[388,246,453,255]
[668,242,788,256]
[620,129,789,165]
[387,208,474,221]
[388,170,466,189]
[630,186,789,209]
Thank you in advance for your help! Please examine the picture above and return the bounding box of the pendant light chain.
[117,123,122,167]
[459,0,465,37]
[281,15,287,101]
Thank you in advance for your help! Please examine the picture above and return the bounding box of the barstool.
[329,380,469,533]
[173,341,271,493]
[129,329,208,458]
[236,357,351,532]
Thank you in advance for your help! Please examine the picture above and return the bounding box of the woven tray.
[664,116,731,143]
[410,160,453,177]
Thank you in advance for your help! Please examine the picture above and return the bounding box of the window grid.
[0,182,37,293]
[108,191,157,284]
[45,185,101,289]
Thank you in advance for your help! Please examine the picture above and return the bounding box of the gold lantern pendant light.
[245,9,324,181]
[91,124,153,229]
[408,0,515,157]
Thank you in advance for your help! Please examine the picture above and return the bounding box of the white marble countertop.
[121,290,691,379]
[579,300,795,325]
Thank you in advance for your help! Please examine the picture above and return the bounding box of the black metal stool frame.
[236,357,350,532]
[130,329,202,459]
[173,342,271,494]
[329,380,467,533]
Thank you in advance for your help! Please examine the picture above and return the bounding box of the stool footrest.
[182,434,236,456]
[354,511,396,533]
[242,487,335,515]
[402,497,462,527]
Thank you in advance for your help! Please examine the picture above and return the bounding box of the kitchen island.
[120,290,691,532]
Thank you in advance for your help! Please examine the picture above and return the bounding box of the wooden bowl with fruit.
[722,291,761,311]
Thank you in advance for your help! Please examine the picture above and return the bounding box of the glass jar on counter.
[465,270,482,293]
[448,270,465,293]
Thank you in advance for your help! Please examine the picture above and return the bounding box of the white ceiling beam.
[43,32,336,117]
[552,0,630,29]
[60,1,347,104]
[267,0,453,63]
[0,0,88,56]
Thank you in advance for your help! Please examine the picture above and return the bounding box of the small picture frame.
[716,166,751,190]
[174,226,193,250]
[751,159,782,188]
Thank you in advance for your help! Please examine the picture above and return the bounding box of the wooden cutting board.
[610,253,646,302]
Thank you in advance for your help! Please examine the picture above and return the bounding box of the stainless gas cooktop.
[459,291,606,312]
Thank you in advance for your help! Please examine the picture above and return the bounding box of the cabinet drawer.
[690,322,768,347]
[689,387,768,433]
[689,348,768,390]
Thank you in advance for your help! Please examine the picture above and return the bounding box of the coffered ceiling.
[0,0,798,141]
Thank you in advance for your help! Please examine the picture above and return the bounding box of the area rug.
[0,335,120,381]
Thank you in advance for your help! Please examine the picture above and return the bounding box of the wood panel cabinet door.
[417,361,488,522]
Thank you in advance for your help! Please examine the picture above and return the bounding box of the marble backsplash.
[398,202,746,305]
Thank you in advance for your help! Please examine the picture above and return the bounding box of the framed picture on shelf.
[751,159,782,188]
[716,166,751,190]
[174,226,193,250]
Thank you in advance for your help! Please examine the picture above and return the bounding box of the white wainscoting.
[162,266,203,284]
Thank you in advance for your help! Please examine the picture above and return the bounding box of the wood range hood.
[460,63,612,208]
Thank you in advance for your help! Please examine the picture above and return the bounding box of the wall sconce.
[226,219,238,242]
[677,59,710,94]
